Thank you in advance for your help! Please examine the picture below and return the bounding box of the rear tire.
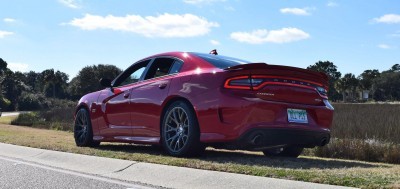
[161,101,205,157]
[74,108,100,147]
[263,146,303,158]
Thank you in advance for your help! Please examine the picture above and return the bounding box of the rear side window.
[144,58,181,80]
[170,60,183,74]
[191,52,250,69]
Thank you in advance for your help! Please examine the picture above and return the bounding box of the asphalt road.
[0,156,154,189]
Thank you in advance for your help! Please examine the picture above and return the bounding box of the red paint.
[76,52,334,147]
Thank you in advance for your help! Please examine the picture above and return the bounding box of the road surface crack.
[113,162,138,173]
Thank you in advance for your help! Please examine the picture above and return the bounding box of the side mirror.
[100,78,112,88]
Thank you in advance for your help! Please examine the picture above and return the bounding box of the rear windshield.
[191,52,250,69]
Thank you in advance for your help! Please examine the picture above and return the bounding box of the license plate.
[287,109,308,123]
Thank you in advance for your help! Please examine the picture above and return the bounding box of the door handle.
[159,83,167,89]
[123,93,130,98]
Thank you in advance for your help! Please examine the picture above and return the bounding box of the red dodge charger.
[74,52,334,157]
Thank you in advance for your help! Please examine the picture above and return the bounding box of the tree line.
[307,61,400,102]
[0,58,121,111]
[1,57,399,111]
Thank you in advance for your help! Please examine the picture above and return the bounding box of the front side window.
[114,60,150,87]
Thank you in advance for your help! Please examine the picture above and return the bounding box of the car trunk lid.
[224,63,329,105]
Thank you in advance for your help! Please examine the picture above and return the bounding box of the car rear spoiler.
[224,63,329,84]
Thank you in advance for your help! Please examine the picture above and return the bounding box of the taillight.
[224,75,328,96]
[224,76,263,90]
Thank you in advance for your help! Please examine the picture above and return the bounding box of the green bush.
[17,92,76,111]
[0,96,11,110]
[11,107,75,131]
[18,92,46,110]
[11,112,45,127]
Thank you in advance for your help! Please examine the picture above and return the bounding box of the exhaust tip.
[319,137,329,146]
[250,134,263,145]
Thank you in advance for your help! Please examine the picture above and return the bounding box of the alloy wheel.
[164,107,190,153]
[74,109,89,145]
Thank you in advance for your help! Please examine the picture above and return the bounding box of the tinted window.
[191,52,250,69]
[144,58,176,80]
[114,60,150,87]
[170,60,183,74]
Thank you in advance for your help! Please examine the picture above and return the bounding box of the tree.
[390,64,400,72]
[0,58,8,94]
[41,69,69,98]
[68,64,122,99]
[335,73,359,102]
[0,58,9,109]
[373,67,400,101]
[24,71,42,92]
[358,69,380,91]
[307,61,342,101]
[2,70,29,110]
[0,58,7,73]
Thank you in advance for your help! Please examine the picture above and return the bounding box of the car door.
[128,57,183,142]
[97,60,151,137]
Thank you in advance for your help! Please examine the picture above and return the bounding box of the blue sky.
[0,0,399,80]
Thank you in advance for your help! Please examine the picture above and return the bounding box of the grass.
[9,104,400,164]
[304,138,400,164]
[1,123,400,188]
[332,103,400,143]
[0,115,17,124]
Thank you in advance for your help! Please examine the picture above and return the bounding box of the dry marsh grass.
[331,103,400,143]
[304,104,400,164]
[0,123,399,188]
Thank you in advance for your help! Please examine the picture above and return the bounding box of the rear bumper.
[236,128,330,150]
[209,128,330,151]
[195,88,334,145]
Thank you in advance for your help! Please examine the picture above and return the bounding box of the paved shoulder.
[1,111,25,117]
[0,143,356,189]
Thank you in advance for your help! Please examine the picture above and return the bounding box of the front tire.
[161,101,205,157]
[263,146,303,158]
[74,108,100,147]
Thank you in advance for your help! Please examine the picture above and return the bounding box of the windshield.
[191,52,250,69]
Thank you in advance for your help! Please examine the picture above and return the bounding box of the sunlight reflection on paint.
[195,67,202,74]
[180,83,207,93]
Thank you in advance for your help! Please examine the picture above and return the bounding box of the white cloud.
[224,6,235,11]
[0,30,14,38]
[8,62,29,72]
[230,28,310,44]
[3,18,16,23]
[327,2,338,7]
[67,13,219,38]
[378,44,391,49]
[59,0,80,9]
[280,8,311,16]
[390,31,400,37]
[183,0,226,4]
[210,39,220,45]
[373,14,400,24]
